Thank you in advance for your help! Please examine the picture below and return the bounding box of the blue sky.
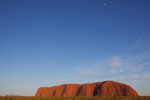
[0,0,150,96]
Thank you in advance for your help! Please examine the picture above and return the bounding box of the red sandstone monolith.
[35,81,138,96]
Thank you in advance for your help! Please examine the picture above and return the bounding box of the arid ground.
[1,96,150,100]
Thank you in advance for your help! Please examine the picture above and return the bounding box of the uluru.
[35,81,138,97]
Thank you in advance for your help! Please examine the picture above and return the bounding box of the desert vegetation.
[0,96,150,100]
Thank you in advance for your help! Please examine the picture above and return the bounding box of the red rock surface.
[35,81,138,97]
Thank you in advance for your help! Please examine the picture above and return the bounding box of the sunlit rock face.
[35,81,138,97]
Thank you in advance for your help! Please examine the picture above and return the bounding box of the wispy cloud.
[47,49,150,85]
[112,73,150,83]
[109,56,122,67]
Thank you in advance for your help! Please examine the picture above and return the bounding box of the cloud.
[78,37,150,82]
[47,49,150,85]
[109,56,122,67]
[112,73,150,83]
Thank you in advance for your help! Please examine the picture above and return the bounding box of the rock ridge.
[35,81,138,97]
